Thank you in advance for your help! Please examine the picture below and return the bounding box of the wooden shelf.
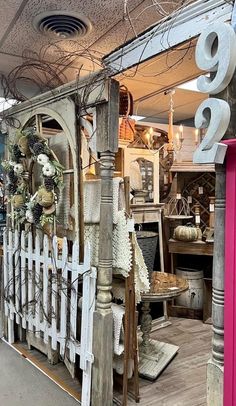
[168,239,214,256]
[170,162,215,172]
[131,203,164,224]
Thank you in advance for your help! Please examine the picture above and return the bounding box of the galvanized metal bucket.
[136,231,158,275]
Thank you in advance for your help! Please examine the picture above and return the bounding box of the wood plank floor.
[12,342,82,402]
[114,318,212,406]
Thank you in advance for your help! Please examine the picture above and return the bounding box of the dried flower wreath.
[2,128,64,227]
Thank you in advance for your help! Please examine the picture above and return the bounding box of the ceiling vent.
[33,11,92,39]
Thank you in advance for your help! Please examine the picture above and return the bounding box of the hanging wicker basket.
[119,117,136,142]
[119,85,134,116]
[119,85,135,142]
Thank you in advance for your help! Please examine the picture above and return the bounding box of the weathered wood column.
[207,72,236,406]
[207,164,225,406]
[91,79,119,406]
[223,140,236,406]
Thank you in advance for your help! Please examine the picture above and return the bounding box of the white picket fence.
[3,229,97,406]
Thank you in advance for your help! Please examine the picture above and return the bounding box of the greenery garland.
[2,128,64,227]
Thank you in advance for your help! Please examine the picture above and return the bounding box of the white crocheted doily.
[113,355,134,378]
[132,233,150,303]
[84,210,132,276]
[84,210,150,304]
[82,177,124,224]
[111,303,125,356]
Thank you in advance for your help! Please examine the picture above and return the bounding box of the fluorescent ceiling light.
[131,115,145,121]
[177,78,200,92]
[178,74,210,93]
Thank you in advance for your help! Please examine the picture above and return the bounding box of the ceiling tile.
[0,0,143,56]
[0,0,25,43]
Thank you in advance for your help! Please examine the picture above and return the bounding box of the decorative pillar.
[207,164,225,406]
[92,151,115,406]
[223,140,236,406]
[91,79,119,406]
[207,59,236,405]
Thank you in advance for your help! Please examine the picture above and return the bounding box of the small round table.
[139,271,189,381]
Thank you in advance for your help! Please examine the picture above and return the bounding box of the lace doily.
[84,210,150,304]
[84,210,132,276]
[112,279,126,303]
[111,232,150,304]
[133,233,150,303]
[113,355,134,378]
[83,177,124,224]
[111,303,125,356]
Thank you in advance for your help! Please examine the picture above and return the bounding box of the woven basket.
[119,117,136,142]
[136,231,158,276]
[119,85,133,116]
[119,85,135,142]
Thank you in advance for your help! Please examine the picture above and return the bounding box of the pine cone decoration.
[7,183,17,194]
[32,203,43,223]
[8,169,17,183]
[33,142,45,155]
[44,177,55,191]
[28,135,39,149]
[12,144,22,162]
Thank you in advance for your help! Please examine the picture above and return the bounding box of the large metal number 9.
[196,22,236,94]
[193,99,230,164]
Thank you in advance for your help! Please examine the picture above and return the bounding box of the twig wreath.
[2,127,64,227]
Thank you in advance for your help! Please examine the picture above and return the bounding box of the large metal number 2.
[193,22,236,164]
[193,98,230,163]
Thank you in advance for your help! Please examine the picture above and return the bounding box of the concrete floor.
[0,340,80,406]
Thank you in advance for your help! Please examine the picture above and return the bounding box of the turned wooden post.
[212,164,225,367]
[207,166,225,406]
[91,79,119,406]
[223,140,236,406]
[207,70,236,405]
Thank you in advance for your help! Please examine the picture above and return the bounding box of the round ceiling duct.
[33,11,92,39]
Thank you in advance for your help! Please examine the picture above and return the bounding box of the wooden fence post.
[91,79,119,406]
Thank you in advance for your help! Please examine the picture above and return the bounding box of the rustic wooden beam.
[96,79,119,153]
[91,79,119,406]
[103,0,233,74]
[3,72,110,118]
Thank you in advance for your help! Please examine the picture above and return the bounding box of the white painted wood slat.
[21,231,27,329]
[3,229,8,318]
[35,232,41,338]
[14,229,20,325]
[27,231,33,333]
[7,229,14,343]
[51,236,58,351]
[43,234,49,343]
[70,240,79,363]
[60,237,68,358]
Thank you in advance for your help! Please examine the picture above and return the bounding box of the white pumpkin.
[173,225,198,242]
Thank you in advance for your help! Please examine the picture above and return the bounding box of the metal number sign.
[193,22,236,164]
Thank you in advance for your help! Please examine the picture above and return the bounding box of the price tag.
[195,215,201,224]
[198,187,203,194]
[210,204,215,212]
[127,218,135,232]
[187,196,192,204]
